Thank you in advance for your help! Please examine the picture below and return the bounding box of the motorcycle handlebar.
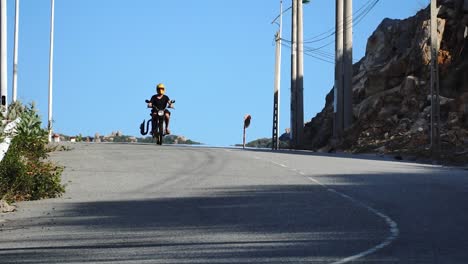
[145,99,175,104]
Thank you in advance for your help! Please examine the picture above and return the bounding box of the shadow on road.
[1,184,389,263]
[1,170,468,263]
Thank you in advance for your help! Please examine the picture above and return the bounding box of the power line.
[282,42,334,64]
[305,48,335,60]
[283,38,335,54]
[278,0,381,63]
[273,1,381,78]
[304,0,379,42]
[303,0,380,44]
[303,0,376,42]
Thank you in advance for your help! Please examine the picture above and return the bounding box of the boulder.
[0,200,15,213]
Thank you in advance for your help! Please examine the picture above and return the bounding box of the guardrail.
[0,118,21,162]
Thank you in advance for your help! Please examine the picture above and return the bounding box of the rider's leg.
[165,113,171,134]
[151,114,157,136]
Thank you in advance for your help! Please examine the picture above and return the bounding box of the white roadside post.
[48,0,55,142]
[12,0,20,102]
[0,0,7,114]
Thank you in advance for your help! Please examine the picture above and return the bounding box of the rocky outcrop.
[304,0,468,164]
[0,200,15,213]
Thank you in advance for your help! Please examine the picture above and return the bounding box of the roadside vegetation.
[236,138,291,149]
[138,135,201,145]
[57,134,202,145]
[0,102,65,202]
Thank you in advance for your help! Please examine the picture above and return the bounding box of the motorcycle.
[140,99,175,145]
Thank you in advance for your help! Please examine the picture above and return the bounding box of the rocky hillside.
[304,0,468,164]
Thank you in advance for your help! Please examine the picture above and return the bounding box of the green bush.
[0,103,65,202]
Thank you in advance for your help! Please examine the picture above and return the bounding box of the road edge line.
[306,177,399,263]
[254,155,399,263]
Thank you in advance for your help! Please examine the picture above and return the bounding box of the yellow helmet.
[156,83,165,94]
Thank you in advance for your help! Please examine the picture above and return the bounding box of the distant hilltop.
[53,131,202,145]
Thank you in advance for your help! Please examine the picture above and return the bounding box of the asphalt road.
[1,143,467,263]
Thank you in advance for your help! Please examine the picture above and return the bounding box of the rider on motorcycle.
[147,83,174,135]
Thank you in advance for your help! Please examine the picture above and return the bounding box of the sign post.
[243,114,251,149]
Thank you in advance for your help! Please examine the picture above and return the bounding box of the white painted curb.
[0,118,21,162]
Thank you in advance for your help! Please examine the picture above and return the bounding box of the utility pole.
[290,0,305,149]
[0,0,7,114]
[296,0,305,147]
[334,0,344,138]
[272,0,283,150]
[290,0,298,147]
[334,0,353,138]
[430,0,441,159]
[12,0,20,102]
[343,0,353,129]
[48,0,55,142]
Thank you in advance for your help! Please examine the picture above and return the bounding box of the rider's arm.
[147,96,155,108]
[166,96,174,108]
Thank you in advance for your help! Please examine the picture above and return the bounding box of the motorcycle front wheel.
[157,118,164,145]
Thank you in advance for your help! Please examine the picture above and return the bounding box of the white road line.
[307,176,323,185]
[256,156,399,263]
[256,157,287,168]
[324,186,399,264]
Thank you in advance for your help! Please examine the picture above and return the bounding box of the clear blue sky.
[5,0,429,146]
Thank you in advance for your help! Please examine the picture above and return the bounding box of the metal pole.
[12,0,20,102]
[0,0,7,113]
[243,125,246,149]
[334,0,344,137]
[343,0,353,129]
[272,0,283,150]
[296,0,304,148]
[430,0,434,154]
[48,0,55,142]
[290,0,298,147]
[430,0,441,159]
